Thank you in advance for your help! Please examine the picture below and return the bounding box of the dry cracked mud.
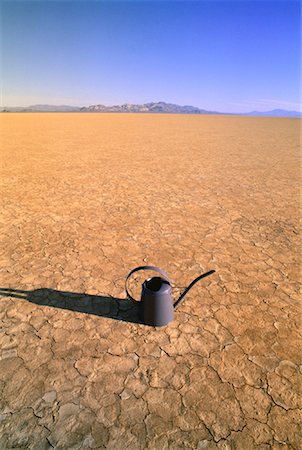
[0,113,301,449]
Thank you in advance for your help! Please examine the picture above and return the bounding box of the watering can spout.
[173,269,216,310]
[125,265,216,327]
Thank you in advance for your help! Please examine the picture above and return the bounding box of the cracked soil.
[0,113,301,449]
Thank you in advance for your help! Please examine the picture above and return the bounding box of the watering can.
[125,265,215,327]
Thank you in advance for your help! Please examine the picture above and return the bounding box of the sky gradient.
[1,0,301,113]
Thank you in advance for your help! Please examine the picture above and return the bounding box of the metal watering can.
[125,265,215,327]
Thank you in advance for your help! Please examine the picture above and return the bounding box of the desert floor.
[0,113,301,449]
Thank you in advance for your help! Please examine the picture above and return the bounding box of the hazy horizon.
[1,100,302,115]
[1,0,301,113]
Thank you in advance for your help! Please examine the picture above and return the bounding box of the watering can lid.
[125,265,171,302]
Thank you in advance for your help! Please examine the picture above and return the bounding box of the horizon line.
[1,100,301,115]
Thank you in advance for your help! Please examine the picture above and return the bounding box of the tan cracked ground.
[0,113,301,449]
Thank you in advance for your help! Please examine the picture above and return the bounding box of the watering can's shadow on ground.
[0,288,143,324]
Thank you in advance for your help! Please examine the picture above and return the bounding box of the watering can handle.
[125,265,171,302]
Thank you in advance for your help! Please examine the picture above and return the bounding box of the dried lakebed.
[0,113,301,449]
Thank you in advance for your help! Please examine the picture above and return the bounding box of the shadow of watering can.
[125,265,215,327]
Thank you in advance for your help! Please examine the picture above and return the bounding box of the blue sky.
[0,0,301,112]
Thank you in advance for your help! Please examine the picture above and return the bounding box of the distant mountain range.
[0,101,301,117]
[79,102,221,114]
[244,109,302,117]
[0,104,82,112]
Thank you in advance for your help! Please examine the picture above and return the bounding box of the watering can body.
[140,276,174,327]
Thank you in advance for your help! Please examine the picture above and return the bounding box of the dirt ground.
[0,113,301,449]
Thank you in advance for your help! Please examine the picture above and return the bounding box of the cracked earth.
[0,113,301,449]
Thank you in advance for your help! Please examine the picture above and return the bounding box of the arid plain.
[0,113,301,449]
